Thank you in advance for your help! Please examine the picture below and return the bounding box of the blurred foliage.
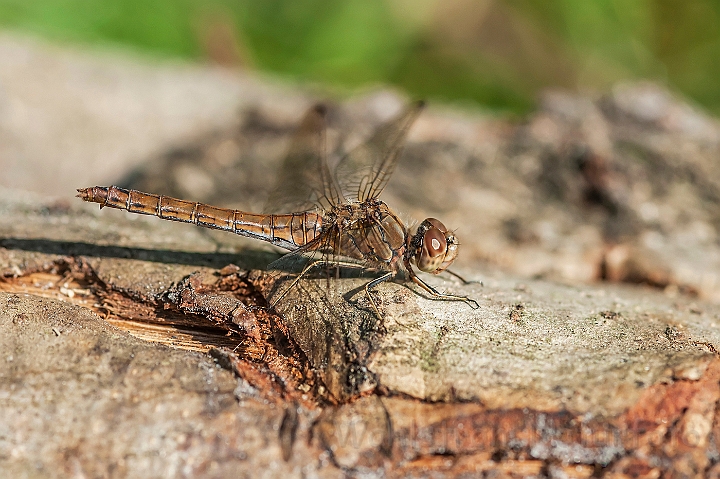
[1,0,719,114]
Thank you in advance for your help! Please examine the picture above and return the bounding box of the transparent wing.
[263,225,340,304]
[264,104,343,214]
[334,100,424,202]
[264,222,389,306]
[266,227,340,273]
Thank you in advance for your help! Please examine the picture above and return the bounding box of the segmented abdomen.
[77,186,322,250]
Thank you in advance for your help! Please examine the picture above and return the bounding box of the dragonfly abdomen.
[77,186,322,250]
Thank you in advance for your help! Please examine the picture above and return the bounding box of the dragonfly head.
[411,218,459,274]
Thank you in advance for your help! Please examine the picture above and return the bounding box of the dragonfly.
[77,101,478,317]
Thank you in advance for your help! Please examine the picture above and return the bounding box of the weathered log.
[2,34,720,477]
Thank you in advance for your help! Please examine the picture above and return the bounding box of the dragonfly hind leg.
[269,259,331,309]
[269,259,391,319]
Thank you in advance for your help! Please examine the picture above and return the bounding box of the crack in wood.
[4,256,720,475]
[0,256,324,407]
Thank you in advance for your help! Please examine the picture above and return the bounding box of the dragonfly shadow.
[0,237,280,271]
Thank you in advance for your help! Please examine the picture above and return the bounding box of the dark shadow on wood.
[0,237,280,270]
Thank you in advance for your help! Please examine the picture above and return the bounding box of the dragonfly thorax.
[326,199,408,266]
[407,218,459,274]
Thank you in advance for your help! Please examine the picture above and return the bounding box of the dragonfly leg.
[362,271,394,319]
[407,267,480,309]
[444,269,483,286]
[269,259,330,308]
[270,259,386,316]
[322,261,392,319]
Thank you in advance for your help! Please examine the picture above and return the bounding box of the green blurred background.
[1,0,719,114]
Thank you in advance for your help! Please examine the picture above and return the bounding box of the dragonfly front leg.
[407,266,480,309]
[444,269,483,287]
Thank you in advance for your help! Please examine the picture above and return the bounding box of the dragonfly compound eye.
[425,218,448,233]
[417,225,448,273]
[413,218,460,273]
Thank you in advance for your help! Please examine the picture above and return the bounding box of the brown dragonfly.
[77,101,478,317]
